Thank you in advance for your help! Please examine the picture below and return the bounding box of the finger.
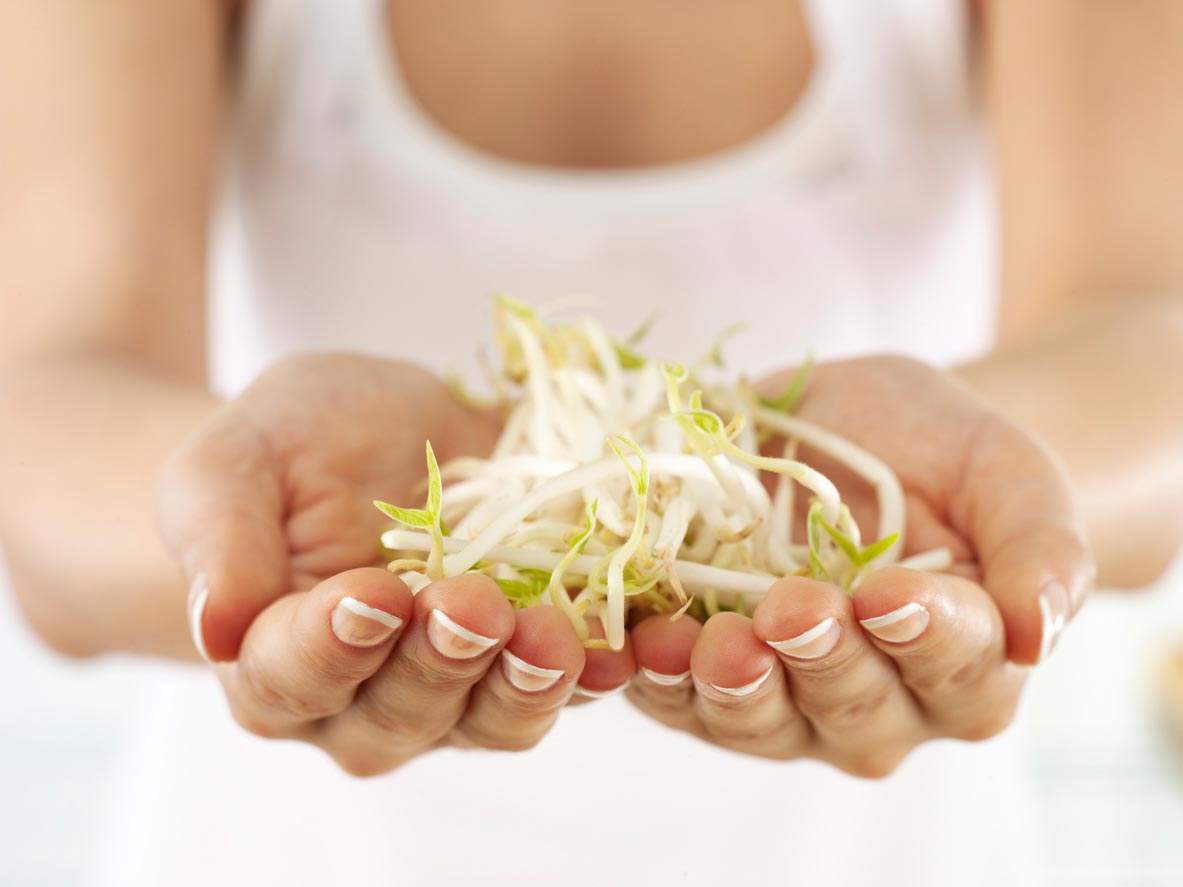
[222,568,412,738]
[157,410,289,662]
[452,606,585,751]
[633,611,701,687]
[752,577,922,775]
[954,418,1095,664]
[690,612,809,759]
[574,615,636,699]
[321,573,514,772]
[625,612,702,730]
[852,567,1025,740]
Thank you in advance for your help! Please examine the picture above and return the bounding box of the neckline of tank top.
[351,0,849,214]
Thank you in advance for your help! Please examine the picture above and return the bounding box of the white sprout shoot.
[374,297,953,651]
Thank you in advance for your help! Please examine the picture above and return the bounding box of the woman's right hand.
[211,567,588,775]
[156,354,602,774]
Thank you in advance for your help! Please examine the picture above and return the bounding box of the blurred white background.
[1,551,1181,886]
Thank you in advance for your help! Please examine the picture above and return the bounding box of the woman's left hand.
[622,355,1094,776]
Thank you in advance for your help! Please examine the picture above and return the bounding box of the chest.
[385,0,815,168]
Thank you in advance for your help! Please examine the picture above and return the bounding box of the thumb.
[957,418,1094,666]
[157,414,289,663]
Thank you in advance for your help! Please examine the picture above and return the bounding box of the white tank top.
[208,0,996,394]
[87,3,1041,885]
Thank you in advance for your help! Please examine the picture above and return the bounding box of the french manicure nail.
[427,609,499,660]
[188,573,211,663]
[640,667,691,687]
[332,597,403,648]
[502,650,565,693]
[768,617,840,660]
[860,603,930,643]
[706,664,776,698]
[575,681,630,699]
[1038,583,1068,664]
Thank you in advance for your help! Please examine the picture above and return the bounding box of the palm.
[161,354,499,660]
[771,356,1001,574]
[244,355,501,588]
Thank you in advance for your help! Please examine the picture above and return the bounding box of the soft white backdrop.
[1,551,1181,886]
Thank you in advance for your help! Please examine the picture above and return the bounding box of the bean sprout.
[375,296,952,650]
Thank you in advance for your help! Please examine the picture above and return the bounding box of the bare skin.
[626,355,1089,773]
[0,0,1179,776]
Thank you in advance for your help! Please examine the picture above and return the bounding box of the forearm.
[957,298,1183,588]
[0,352,218,658]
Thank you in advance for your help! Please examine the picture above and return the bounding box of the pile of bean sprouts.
[376,296,951,651]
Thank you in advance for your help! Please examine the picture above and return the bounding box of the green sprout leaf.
[694,322,747,372]
[806,499,831,582]
[608,434,650,497]
[759,353,814,414]
[673,408,725,437]
[821,518,862,566]
[613,340,647,369]
[425,440,442,518]
[494,569,552,607]
[492,292,538,322]
[373,501,433,528]
[857,532,900,566]
[547,499,600,643]
[625,314,657,347]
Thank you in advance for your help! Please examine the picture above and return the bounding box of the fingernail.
[332,597,403,648]
[768,617,841,660]
[640,667,691,687]
[705,663,776,698]
[502,650,565,693]
[1038,582,1069,664]
[188,573,211,663]
[427,609,499,660]
[575,680,630,699]
[860,603,930,643]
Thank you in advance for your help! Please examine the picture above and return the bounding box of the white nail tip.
[1038,594,1058,664]
[708,664,775,698]
[575,682,629,699]
[502,650,564,693]
[640,668,691,687]
[338,597,404,631]
[768,617,840,659]
[860,603,925,630]
[188,576,211,664]
[427,609,498,659]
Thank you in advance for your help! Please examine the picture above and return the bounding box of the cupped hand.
[157,354,592,773]
[624,355,1095,775]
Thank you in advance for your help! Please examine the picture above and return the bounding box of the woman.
[1,1,1180,884]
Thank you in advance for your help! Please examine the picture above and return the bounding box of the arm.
[0,4,593,775]
[959,0,1183,588]
[0,0,229,657]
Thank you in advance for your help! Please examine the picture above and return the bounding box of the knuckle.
[228,702,286,740]
[700,720,802,760]
[954,702,1018,742]
[354,696,448,748]
[790,641,863,680]
[910,649,995,698]
[240,663,333,721]
[496,688,564,721]
[811,682,895,732]
[630,682,695,715]
[400,650,484,689]
[454,722,546,753]
[301,641,370,686]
